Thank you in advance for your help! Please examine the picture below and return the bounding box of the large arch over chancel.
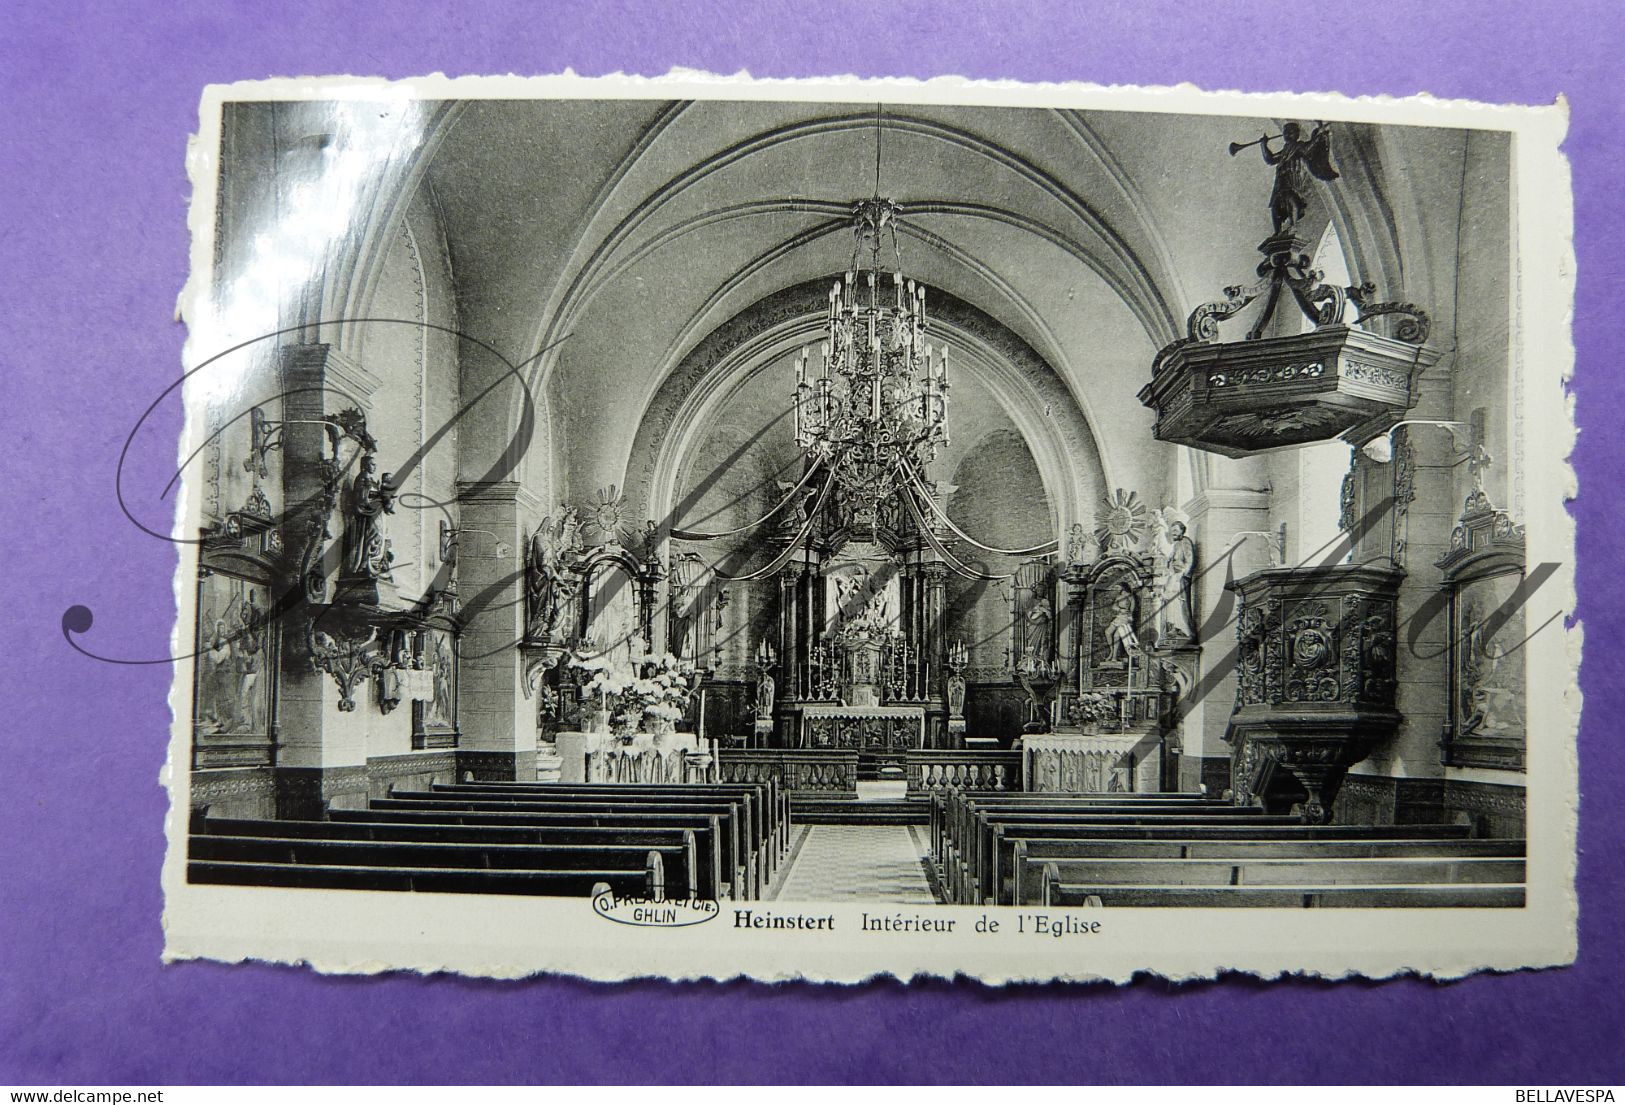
[623,276,1107,543]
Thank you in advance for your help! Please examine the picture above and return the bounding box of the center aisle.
[769,824,942,903]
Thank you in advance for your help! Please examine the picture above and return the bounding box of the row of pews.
[931,791,1527,907]
[190,780,789,901]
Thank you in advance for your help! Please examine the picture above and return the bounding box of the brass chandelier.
[792,108,950,519]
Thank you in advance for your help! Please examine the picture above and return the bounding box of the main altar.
[801,705,926,752]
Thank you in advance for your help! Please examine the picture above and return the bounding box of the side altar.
[554,730,717,784]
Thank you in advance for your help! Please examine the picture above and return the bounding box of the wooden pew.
[928,791,1227,862]
[384,789,762,894]
[437,780,789,858]
[428,782,787,875]
[936,796,1272,859]
[1014,853,1525,906]
[330,807,734,899]
[367,796,760,898]
[190,832,702,900]
[1038,865,1527,908]
[1004,834,1522,906]
[188,855,663,898]
[932,790,1528,910]
[393,787,759,858]
[950,809,1300,904]
[960,819,1472,905]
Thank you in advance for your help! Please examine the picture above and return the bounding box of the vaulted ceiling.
[419,98,1291,517]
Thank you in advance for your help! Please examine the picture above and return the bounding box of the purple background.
[2,0,1621,1085]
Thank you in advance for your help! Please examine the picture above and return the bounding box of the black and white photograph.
[163,75,1576,982]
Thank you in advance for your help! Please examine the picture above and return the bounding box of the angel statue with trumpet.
[1230,121,1339,235]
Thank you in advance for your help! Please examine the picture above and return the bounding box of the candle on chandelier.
[894,270,903,310]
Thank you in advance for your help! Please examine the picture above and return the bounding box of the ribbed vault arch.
[623,277,1106,548]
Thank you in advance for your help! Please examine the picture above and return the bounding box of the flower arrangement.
[1069,691,1117,731]
[571,650,696,739]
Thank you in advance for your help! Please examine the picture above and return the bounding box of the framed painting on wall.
[191,569,276,768]
[412,626,459,750]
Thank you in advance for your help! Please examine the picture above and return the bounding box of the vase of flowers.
[630,653,695,740]
[1070,691,1114,735]
[570,653,631,739]
[571,650,696,743]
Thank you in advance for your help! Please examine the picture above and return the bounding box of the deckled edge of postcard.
[160,70,1580,985]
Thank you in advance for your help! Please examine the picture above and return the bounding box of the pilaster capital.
[1182,487,1270,522]
[457,480,544,513]
[277,342,383,411]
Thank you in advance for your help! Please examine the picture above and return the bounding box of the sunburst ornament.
[1095,488,1149,554]
[583,485,628,544]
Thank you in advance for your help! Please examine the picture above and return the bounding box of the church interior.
[184,95,1531,906]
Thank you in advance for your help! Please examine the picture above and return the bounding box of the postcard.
[159,72,1577,982]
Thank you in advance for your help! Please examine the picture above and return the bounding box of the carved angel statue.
[775,478,814,536]
[1238,121,1339,236]
[557,504,583,554]
[341,453,396,581]
[1066,522,1090,566]
[639,519,661,567]
[862,587,890,630]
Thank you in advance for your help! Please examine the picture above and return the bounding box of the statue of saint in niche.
[341,453,396,580]
[1024,596,1054,666]
[1105,586,1141,662]
[1152,510,1197,645]
[526,517,563,639]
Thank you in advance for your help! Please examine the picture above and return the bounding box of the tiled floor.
[771,825,942,903]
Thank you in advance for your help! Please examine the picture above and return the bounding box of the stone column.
[272,343,383,816]
[920,562,948,677]
[455,479,542,781]
[1178,486,1273,796]
[1364,422,1455,782]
